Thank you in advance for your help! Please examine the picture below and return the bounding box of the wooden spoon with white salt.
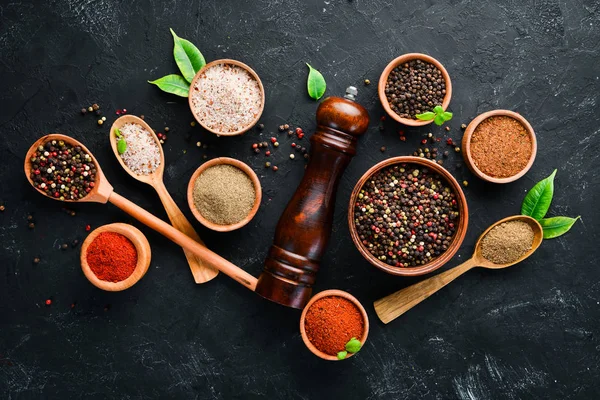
[374,215,543,324]
[109,115,218,284]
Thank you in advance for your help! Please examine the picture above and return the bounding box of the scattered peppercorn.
[461,123,467,129]
[272,166,278,171]
[288,130,294,136]
[265,162,271,168]
[353,164,460,267]
[265,151,271,156]
[87,106,93,112]
[445,126,450,131]
[284,124,290,129]
[462,180,468,187]
[257,123,264,130]
[81,108,87,115]
[70,211,76,217]
[61,243,68,250]
[437,160,444,165]
[190,121,196,127]
[270,137,277,143]
[304,154,309,159]
[33,257,40,264]
[278,125,285,132]
[0,205,5,212]
[97,119,103,126]
[140,115,145,120]
[92,103,100,111]
[385,59,446,119]
[364,79,371,85]
[290,154,295,159]
[27,215,33,221]
[380,146,386,152]
[254,148,260,154]
[85,225,91,232]
[443,151,449,158]
[454,147,461,152]
[72,239,79,248]
[28,222,35,229]
[164,127,170,132]
[45,299,52,306]
[101,116,106,122]
[274,142,279,147]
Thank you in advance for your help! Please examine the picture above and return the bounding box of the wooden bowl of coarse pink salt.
[189,59,265,136]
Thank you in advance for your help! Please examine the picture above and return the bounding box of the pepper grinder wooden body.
[255,87,370,309]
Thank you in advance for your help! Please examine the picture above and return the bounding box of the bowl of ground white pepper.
[378,53,452,126]
[187,157,262,232]
[348,157,468,276]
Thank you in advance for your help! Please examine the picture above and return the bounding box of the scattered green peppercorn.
[364,79,371,85]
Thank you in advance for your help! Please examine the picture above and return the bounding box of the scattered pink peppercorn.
[421,139,427,144]
[45,299,52,306]
[265,151,271,156]
[270,137,277,143]
[85,224,91,232]
[252,143,258,149]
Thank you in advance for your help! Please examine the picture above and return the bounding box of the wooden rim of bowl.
[80,223,151,291]
[378,53,452,127]
[461,110,537,184]
[299,289,370,361]
[348,156,469,276]
[187,157,262,232]
[188,59,265,137]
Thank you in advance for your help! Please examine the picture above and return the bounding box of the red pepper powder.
[86,232,137,282]
[304,296,364,355]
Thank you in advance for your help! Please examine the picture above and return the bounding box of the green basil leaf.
[337,351,348,360]
[148,74,190,97]
[170,28,204,83]
[540,216,580,239]
[442,111,453,122]
[345,337,362,353]
[117,138,127,155]
[434,114,445,125]
[521,169,557,220]
[433,105,444,114]
[306,63,326,100]
[415,112,435,120]
[114,128,122,138]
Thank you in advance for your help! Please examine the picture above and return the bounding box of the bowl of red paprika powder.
[300,290,369,361]
[81,223,151,291]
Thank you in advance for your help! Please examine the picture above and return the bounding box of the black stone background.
[1,0,599,398]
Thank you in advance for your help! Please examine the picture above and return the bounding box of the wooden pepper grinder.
[256,87,370,309]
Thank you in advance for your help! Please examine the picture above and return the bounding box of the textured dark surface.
[1,0,599,398]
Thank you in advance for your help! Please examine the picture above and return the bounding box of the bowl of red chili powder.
[461,110,537,183]
[80,223,151,291]
[300,290,369,361]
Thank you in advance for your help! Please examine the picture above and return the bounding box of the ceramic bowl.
[348,156,468,276]
[378,53,452,126]
[461,109,537,184]
[300,289,370,361]
[187,157,262,232]
[188,59,265,136]
[80,223,151,291]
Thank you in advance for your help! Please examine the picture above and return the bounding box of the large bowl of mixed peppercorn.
[348,157,468,276]
[378,53,452,126]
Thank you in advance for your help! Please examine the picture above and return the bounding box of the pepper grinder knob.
[255,88,370,309]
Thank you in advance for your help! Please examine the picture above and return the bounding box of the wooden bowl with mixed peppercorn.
[378,53,452,127]
[348,157,468,276]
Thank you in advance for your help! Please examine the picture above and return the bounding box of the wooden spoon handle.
[374,258,477,324]
[108,191,257,291]
[153,180,219,284]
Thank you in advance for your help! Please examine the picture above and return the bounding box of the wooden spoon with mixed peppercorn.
[374,215,543,324]
[109,115,218,284]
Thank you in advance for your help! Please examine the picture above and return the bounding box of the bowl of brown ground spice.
[187,157,262,232]
[462,110,537,183]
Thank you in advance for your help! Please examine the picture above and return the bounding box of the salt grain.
[190,63,262,133]
[119,122,161,175]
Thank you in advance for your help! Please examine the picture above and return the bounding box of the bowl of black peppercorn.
[348,156,468,276]
[378,53,452,126]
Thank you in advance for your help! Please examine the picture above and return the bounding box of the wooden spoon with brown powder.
[374,215,543,324]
